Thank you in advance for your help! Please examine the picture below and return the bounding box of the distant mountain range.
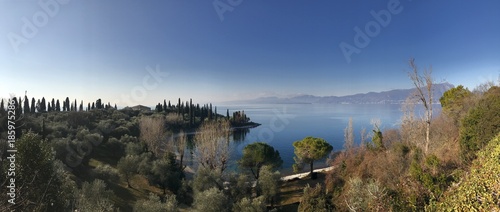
[230,83,454,104]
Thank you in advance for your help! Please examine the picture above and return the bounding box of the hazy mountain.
[230,83,454,104]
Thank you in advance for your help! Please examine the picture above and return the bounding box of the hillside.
[436,133,500,211]
[232,83,454,104]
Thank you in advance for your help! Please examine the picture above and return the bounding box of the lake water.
[189,103,441,175]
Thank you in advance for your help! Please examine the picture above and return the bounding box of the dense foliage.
[293,136,333,176]
[436,134,500,211]
[459,86,500,162]
[238,142,283,179]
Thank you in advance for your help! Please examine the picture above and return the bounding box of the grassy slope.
[80,142,162,211]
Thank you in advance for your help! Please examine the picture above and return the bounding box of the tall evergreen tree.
[36,99,41,112]
[189,98,193,125]
[0,99,5,115]
[62,100,67,111]
[177,98,181,115]
[80,101,84,111]
[87,103,91,111]
[47,102,52,112]
[214,106,217,121]
[40,97,46,112]
[168,100,171,109]
[92,102,95,110]
[31,97,36,113]
[23,95,30,114]
[96,99,102,109]
[114,103,117,110]
[227,109,230,120]
[55,100,61,111]
[14,97,22,119]
[209,103,213,120]
[163,99,167,112]
[74,99,77,111]
[64,97,70,111]
[51,98,55,111]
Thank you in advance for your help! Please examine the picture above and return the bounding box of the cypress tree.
[31,98,36,113]
[14,97,22,117]
[65,97,70,111]
[96,99,102,109]
[209,103,212,120]
[23,95,30,114]
[47,102,52,112]
[87,103,90,111]
[0,99,5,115]
[226,109,230,120]
[163,99,167,112]
[91,102,95,110]
[189,98,193,125]
[80,101,84,111]
[55,100,61,112]
[36,99,41,112]
[168,100,171,109]
[51,98,55,111]
[40,97,46,112]
[214,106,217,121]
[178,98,181,115]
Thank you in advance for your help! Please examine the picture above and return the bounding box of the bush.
[93,164,120,182]
[126,141,145,155]
[298,184,333,212]
[133,193,178,212]
[76,179,115,211]
[232,197,266,212]
[460,86,500,162]
[120,134,139,143]
[193,187,230,212]
[437,134,500,211]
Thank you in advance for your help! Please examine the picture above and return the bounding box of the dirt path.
[280,166,334,181]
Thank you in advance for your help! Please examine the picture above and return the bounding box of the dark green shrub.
[460,86,500,162]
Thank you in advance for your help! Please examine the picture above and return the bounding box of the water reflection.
[232,128,249,142]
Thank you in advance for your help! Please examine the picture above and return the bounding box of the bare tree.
[401,96,423,144]
[139,116,167,156]
[408,58,433,154]
[344,117,355,154]
[360,127,367,149]
[194,120,231,173]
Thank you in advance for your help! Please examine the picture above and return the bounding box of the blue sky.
[1,0,499,106]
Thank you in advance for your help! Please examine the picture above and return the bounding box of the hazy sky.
[1,0,499,106]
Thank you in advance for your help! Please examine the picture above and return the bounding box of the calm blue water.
[216,103,428,174]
